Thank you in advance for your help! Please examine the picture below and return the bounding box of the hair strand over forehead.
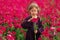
[28,2,40,13]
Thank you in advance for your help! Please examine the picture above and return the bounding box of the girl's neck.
[31,15,38,18]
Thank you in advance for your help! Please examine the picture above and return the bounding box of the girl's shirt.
[21,16,44,33]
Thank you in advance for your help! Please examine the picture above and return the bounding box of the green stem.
[35,34,36,40]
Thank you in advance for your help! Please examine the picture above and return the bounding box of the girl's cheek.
[34,11,38,14]
[31,11,38,15]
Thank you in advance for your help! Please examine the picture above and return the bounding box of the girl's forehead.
[29,6,39,10]
[31,7,38,10]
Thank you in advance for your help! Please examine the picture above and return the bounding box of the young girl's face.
[30,7,38,16]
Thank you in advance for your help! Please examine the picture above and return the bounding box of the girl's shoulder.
[25,16,32,20]
[37,16,42,22]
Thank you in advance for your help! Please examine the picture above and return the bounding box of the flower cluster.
[0,0,60,40]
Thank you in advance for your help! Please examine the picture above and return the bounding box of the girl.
[21,2,44,40]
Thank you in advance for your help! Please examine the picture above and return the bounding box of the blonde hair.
[28,2,40,13]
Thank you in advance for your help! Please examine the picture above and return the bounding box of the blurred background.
[0,0,60,40]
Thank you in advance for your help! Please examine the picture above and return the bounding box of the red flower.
[31,18,38,23]
[0,26,6,34]
[8,31,16,36]
[6,34,15,40]
[14,23,22,28]
[42,27,50,37]
[11,31,16,36]
[38,37,42,40]
[0,30,3,34]
[0,37,2,40]
[56,28,60,32]
[6,31,16,40]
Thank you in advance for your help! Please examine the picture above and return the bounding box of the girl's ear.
[38,7,41,13]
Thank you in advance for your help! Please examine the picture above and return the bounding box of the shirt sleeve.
[21,17,32,29]
[38,19,44,33]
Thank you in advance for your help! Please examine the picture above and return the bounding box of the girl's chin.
[32,14,38,16]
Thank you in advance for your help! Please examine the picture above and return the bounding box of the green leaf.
[3,27,9,36]
[42,36,48,40]
[43,22,50,28]
[15,28,25,40]
[34,23,38,30]
[21,28,27,32]
[53,35,58,40]
[9,26,15,32]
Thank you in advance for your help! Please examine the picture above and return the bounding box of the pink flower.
[50,27,56,32]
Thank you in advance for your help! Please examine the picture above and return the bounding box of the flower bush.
[0,0,60,40]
